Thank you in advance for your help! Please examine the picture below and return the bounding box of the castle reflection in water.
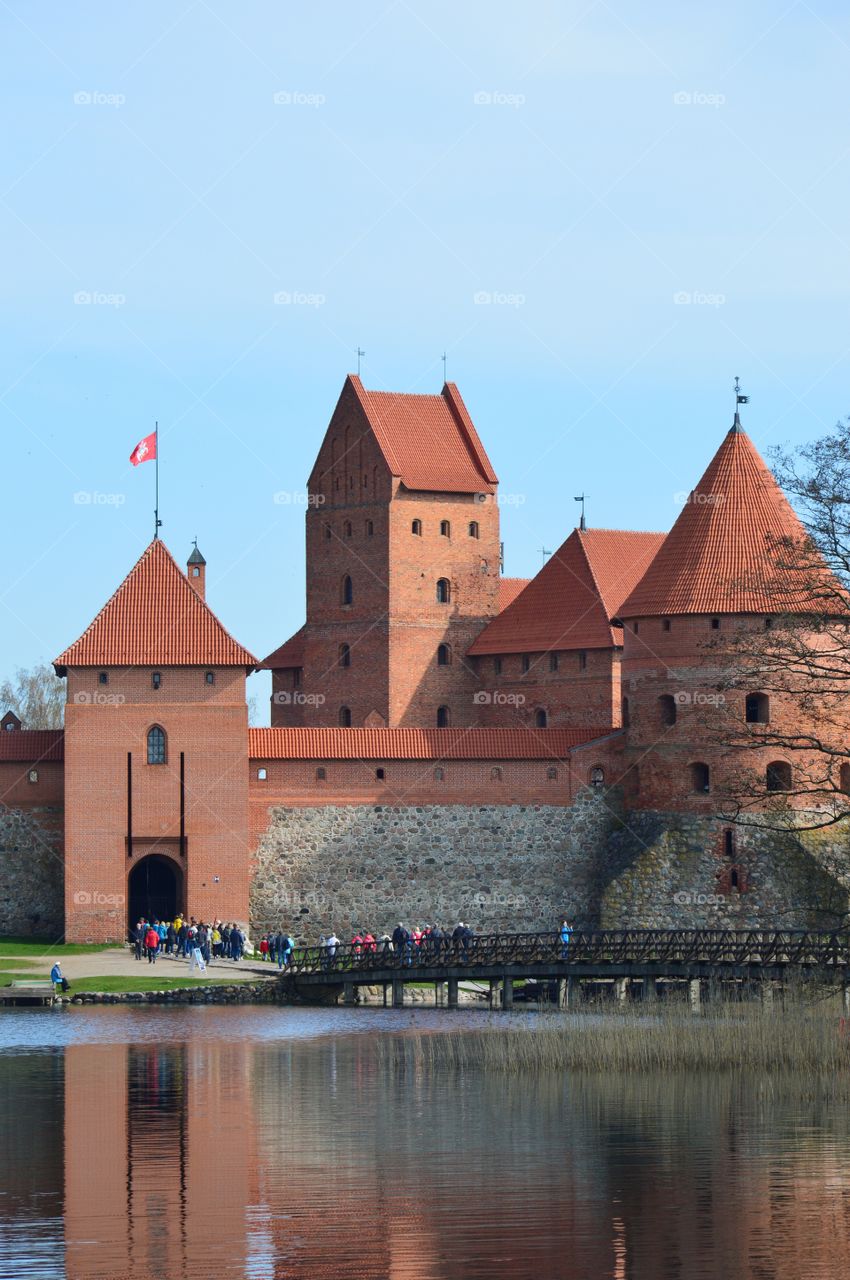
[4,1016,850,1280]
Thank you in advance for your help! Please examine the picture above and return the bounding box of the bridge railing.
[284,929,850,977]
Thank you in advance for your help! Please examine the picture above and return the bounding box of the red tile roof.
[499,577,530,610]
[349,376,498,494]
[0,729,64,763]
[618,425,831,618]
[469,529,665,655]
[249,726,607,761]
[54,540,257,672]
[260,625,306,670]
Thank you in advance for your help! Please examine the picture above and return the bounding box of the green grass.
[0,937,116,956]
[1,971,276,994]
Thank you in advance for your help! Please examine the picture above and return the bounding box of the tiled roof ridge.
[54,539,257,670]
[440,381,499,485]
[248,725,611,760]
[0,728,64,763]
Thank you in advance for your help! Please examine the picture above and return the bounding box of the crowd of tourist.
[130,917,251,964]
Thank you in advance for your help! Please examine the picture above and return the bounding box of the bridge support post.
[643,977,657,1003]
[392,979,404,1008]
[761,980,774,1009]
[489,980,500,1010]
[343,982,356,1006]
[558,977,579,1009]
[614,977,629,1004]
[502,977,514,1010]
[689,979,702,1014]
[447,979,459,1009]
[435,981,445,1007]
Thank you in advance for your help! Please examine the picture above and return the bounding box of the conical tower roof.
[618,423,826,618]
[54,539,256,672]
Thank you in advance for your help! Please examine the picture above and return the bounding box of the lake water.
[1,1004,849,1279]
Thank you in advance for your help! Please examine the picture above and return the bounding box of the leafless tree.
[0,663,66,729]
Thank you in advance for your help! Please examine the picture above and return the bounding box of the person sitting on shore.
[50,962,69,993]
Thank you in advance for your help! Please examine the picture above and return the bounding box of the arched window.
[840,763,850,795]
[690,762,710,793]
[341,575,353,605]
[490,766,502,781]
[365,519,374,537]
[437,643,451,666]
[440,520,451,537]
[257,768,267,781]
[535,708,548,728]
[339,643,351,668]
[724,828,735,857]
[151,671,162,690]
[468,521,479,538]
[436,578,450,604]
[343,520,352,537]
[766,760,791,792]
[546,766,558,781]
[28,769,38,784]
[621,697,631,728]
[147,725,166,766]
[436,705,451,727]
[590,766,605,789]
[434,766,445,781]
[316,766,327,781]
[659,694,677,726]
[338,706,352,727]
[411,519,422,536]
[745,692,769,724]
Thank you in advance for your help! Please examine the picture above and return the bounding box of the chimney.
[187,540,206,599]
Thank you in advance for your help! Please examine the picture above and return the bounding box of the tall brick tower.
[264,374,501,728]
[617,415,825,812]
[55,540,257,942]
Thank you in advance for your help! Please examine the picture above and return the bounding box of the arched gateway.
[128,855,183,928]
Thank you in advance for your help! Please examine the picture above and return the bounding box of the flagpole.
[154,422,160,539]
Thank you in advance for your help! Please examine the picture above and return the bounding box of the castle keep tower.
[55,540,257,942]
[264,375,501,728]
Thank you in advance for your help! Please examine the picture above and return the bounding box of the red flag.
[130,431,157,466]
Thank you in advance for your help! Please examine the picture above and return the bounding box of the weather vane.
[574,493,588,532]
[441,351,447,384]
[734,376,749,408]
[357,347,365,376]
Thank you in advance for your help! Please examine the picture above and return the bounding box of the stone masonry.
[0,805,64,937]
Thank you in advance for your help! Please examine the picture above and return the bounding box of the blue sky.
[3,1,849,715]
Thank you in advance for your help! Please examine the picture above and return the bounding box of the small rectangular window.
[578,651,587,671]
[151,672,161,690]
[28,769,38,784]
[711,618,720,630]
[549,653,559,672]
[205,671,215,685]
[521,654,530,673]
[257,767,267,781]
[376,767,385,780]
[494,657,502,675]
[662,619,671,632]
[98,671,108,686]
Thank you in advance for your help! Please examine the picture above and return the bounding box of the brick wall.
[63,665,250,942]
[471,647,621,728]
[0,803,64,936]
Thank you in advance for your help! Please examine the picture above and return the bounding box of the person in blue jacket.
[559,919,572,959]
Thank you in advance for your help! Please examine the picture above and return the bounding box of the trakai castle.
[2,375,848,941]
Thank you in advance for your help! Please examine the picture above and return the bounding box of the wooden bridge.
[282,929,850,1010]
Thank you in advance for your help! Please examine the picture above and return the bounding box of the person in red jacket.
[145,924,160,964]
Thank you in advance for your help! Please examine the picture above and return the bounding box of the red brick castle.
[2,378,846,941]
